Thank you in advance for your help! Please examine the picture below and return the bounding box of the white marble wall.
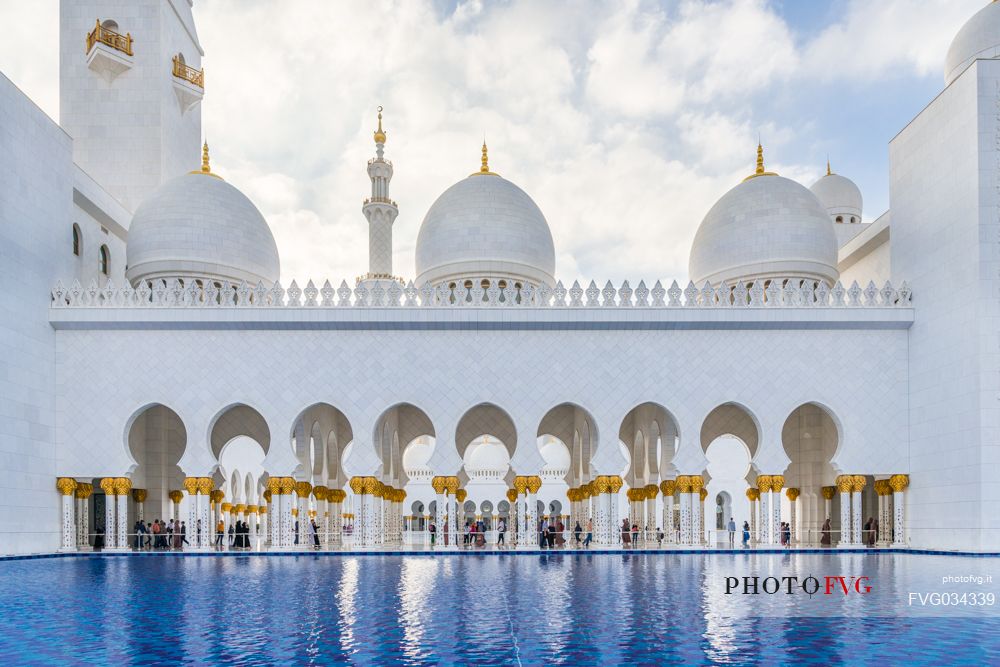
[890,60,1000,551]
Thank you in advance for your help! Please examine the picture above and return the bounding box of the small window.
[835,216,843,224]
[101,19,119,32]
[850,216,857,224]
[99,245,110,275]
[72,224,81,256]
[176,52,186,66]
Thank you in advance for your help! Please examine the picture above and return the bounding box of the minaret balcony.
[363,197,397,206]
[85,20,133,82]
[171,55,204,113]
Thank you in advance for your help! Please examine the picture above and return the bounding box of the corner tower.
[59,0,204,211]
[360,106,400,282]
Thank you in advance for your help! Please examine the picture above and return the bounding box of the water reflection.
[0,553,996,665]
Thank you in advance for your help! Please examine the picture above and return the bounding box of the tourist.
[196,519,202,547]
[728,517,736,547]
[820,518,832,547]
[215,518,224,548]
[167,519,175,549]
[632,523,639,547]
[742,521,750,548]
[310,518,320,549]
[228,522,235,547]
[180,521,189,548]
[573,521,582,545]
[443,520,449,546]
[294,519,299,546]
[656,527,664,546]
[863,517,872,547]
[621,519,631,548]
[496,517,505,547]
[555,519,565,547]
[429,521,436,547]
[783,522,791,547]
[583,518,593,548]
[871,518,879,547]
[548,521,558,549]
[152,519,162,549]
[93,524,105,550]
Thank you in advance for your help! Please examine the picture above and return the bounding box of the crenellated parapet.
[50,277,912,310]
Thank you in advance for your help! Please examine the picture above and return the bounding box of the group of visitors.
[863,517,879,547]
[131,519,189,550]
[619,518,665,548]
[571,519,595,547]
[226,519,254,549]
[778,521,792,546]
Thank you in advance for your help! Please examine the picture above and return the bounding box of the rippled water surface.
[1,553,998,665]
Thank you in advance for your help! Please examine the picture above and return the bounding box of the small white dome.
[464,436,511,471]
[946,2,1000,86]
[126,170,280,286]
[415,158,555,288]
[689,165,839,287]
[810,170,862,223]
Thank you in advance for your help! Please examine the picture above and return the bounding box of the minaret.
[361,106,399,281]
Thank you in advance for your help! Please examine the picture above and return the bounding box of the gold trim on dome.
[742,143,778,182]
[470,141,499,177]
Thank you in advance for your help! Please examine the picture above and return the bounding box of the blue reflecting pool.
[0,552,998,665]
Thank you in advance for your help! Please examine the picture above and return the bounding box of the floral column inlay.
[890,474,908,547]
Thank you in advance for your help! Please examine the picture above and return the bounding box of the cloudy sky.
[1,0,986,283]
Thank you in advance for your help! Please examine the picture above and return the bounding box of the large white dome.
[415,153,555,288]
[946,2,1000,86]
[126,166,280,287]
[689,155,838,287]
[810,170,862,223]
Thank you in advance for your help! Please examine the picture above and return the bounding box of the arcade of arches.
[54,401,911,551]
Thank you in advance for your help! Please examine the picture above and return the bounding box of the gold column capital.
[660,479,676,496]
[56,477,78,496]
[506,488,518,503]
[889,474,909,492]
[168,490,184,504]
[183,477,200,495]
[294,481,312,498]
[851,474,867,493]
[785,487,800,501]
[746,488,760,501]
[607,476,623,493]
[75,482,93,499]
[821,486,836,500]
[132,488,147,503]
[113,477,132,496]
[835,475,853,493]
[769,475,784,493]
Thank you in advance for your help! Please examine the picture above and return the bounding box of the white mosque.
[2,1,999,555]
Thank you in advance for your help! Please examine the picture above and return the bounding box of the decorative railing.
[363,197,397,206]
[86,20,133,57]
[50,277,912,309]
[172,55,204,88]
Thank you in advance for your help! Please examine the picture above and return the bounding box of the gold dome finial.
[743,141,778,182]
[472,140,498,176]
[373,106,387,145]
[827,157,832,176]
[189,140,223,179]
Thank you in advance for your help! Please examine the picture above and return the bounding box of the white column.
[77,491,91,549]
[116,490,129,550]
[434,489,446,547]
[525,492,538,546]
[248,508,258,548]
[749,496,757,544]
[679,487,692,545]
[851,492,862,544]
[891,475,907,547]
[594,489,611,545]
[758,487,770,545]
[57,478,77,552]
[839,490,852,546]
[281,482,294,548]
[787,489,798,546]
[645,493,656,545]
[661,482,675,544]
[691,491,702,546]
[770,477,783,546]
[331,497,343,546]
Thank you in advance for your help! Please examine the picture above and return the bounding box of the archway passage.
[128,404,187,522]
[782,403,840,544]
[619,402,680,488]
[704,437,752,542]
[290,403,353,491]
[375,403,434,490]
[537,403,597,487]
[456,403,516,484]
